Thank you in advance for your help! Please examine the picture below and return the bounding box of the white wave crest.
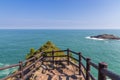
[0,63,17,78]
[85,36,105,41]
[0,63,4,66]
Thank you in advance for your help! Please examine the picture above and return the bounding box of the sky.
[0,0,120,29]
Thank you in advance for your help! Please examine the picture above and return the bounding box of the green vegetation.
[26,41,64,59]
[25,41,76,63]
[26,48,36,59]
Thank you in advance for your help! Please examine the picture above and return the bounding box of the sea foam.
[85,36,105,41]
[0,63,17,78]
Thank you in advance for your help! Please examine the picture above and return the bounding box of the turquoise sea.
[0,29,120,78]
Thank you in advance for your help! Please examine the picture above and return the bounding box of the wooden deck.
[30,62,83,80]
[0,49,120,80]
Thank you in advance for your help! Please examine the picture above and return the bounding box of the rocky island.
[90,34,120,40]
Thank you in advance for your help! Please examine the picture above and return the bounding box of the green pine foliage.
[39,41,59,52]
[26,48,36,59]
[25,41,64,59]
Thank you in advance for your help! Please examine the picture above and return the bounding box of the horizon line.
[0,28,120,30]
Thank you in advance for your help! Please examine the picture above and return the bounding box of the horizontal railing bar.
[23,57,35,63]
[23,63,35,72]
[69,56,79,62]
[1,71,21,80]
[24,58,43,79]
[36,56,44,62]
[45,50,67,53]
[24,67,36,79]
[88,71,96,80]
[101,68,120,80]
[80,69,86,80]
[81,63,86,71]
[24,56,43,71]
[23,52,44,63]
[39,52,44,54]
[53,50,67,52]
[69,50,79,55]
[69,61,79,68]
[89,61,98,70]
[0,64,20,70]
[81,55,86,61]
[69,51,86,61]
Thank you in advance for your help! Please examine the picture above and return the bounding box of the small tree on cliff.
[26,48,36,59]
[26,41,64,59]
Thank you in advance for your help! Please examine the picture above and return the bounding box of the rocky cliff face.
[90,34,120,40]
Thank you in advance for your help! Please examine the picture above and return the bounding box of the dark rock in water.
[90,34,120,40]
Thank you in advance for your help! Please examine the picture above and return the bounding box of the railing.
[0,52,44,80]
[0,49,120,80]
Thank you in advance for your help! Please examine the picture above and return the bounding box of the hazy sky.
[0,0,120,29]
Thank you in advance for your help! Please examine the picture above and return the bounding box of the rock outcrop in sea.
[90,34,120,40]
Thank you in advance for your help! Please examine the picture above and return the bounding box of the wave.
[85,36,120,42]
[0,63,18,78]
[85,36,105,41]
[0,63,4,66]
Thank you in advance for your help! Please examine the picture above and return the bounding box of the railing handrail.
[0,53,44,80]
[0,64,20,70]
[0,49,120,80]
[102,68,120,80]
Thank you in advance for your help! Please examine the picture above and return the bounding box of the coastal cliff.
[26,41,65,60]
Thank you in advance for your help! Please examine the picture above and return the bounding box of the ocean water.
[0,29,120,78]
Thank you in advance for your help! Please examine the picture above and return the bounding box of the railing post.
[86,58,91,80]
[98,62,107,80]
[19,61,24,80]
[78,52,82,75]
[67,48,70,65]
[41,52,44,65]
[33,56,37,68]
[52,50,54,66]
